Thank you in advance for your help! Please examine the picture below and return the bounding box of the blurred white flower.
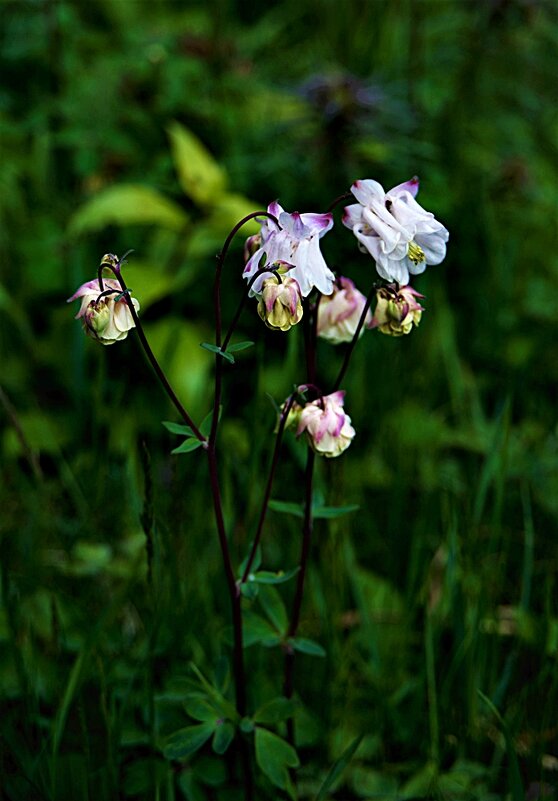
[317,276,372,344]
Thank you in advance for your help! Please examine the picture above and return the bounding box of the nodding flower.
[67,278,140,345]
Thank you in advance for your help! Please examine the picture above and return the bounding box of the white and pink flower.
[67,278,140,345]
[317,276,372,344]
[296,390,355,458]
[243,201,335,298]
[343,177,449,284]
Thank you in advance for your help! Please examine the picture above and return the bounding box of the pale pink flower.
[67,278,140,345]
[343,177,449,284]
[243,201,335,297]
[317,276,372,344]
[296,390,355,458]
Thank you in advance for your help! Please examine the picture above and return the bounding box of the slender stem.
[240,393,297,585]
[210,211,279,447]
[326,191,352,213]
[221,268,280,353]
[104,267,206,442]
[205,447,253,800]
[332,283,377,391]
[284,447,315,746]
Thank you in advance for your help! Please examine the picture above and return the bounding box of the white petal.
[351,179,385,206]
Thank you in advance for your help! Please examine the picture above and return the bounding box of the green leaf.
[313,504,360,519]
[212,721,235,755]
[269,500,360,519]
[250,567,300,585]
[238,544,262,578]
[315,735,363,801]
[199,342,235,364]
[162,722,215,760]
[253,697,296,725]
[162,421,195,437]
[242,610,281,648]
[255,728,299,795]
[258,585,288,635]
[227,340,255,353]
[168,121,226,206]
[199,406,223,437]
[69,184,189,235]
[268,500,304,518]
[183,694,220,723]
[289,637,326,657]
[171,438,203,455]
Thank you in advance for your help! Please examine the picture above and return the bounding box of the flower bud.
[296,390,355,458]
[257,275,303,332]
[371,284,424,336]
[317,276,372,344]
[67,278,140,345]
[243,233,262,263]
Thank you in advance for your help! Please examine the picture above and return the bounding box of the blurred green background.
[1,0,557,798]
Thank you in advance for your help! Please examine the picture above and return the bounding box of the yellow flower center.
[408,241,426,265]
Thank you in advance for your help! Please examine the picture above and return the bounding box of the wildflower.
[257,272,303,332]
[67,278,140,345]
[371,284,424,336]
[343,177,449,284]
[317,276,372,344]
[243,201,335,297]
[296,390,355,458]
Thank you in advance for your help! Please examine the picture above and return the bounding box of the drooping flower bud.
[296,390,355,458]
[67,278,140,345]
[371,284,424,336]
[317,276,372,344]
[243,233,262,263]
[257,273,303,332]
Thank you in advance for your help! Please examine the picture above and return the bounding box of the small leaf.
[212,721,234,755]
[199,406,223,438]
[238,544,262,578]
[268,500,304,518]
[253,697,296,725]
[162,421,195,437]
[183,694,220,723]
[314,735,363,801]
[250,568,300,585]
[171,438,203,455]
[289,637,326,657]
[162,722,215,760]
[255,728,299,794]
[168,121,227,206]
[227,340,254,353]
[242,610,279,647]
[69,184,189,235]
[313,504,360,519]
[258,585,288,635]
[199,342,235,364]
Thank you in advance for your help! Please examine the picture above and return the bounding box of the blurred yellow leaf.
[168,121,227,207]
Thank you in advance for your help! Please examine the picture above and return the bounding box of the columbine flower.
[343,177,449,284]
[296,390,355,458]
[67,278,140,345]
[243,201,335,297]
[257,273,303,332]
[317,276,372,344]
[371,284,424,337]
